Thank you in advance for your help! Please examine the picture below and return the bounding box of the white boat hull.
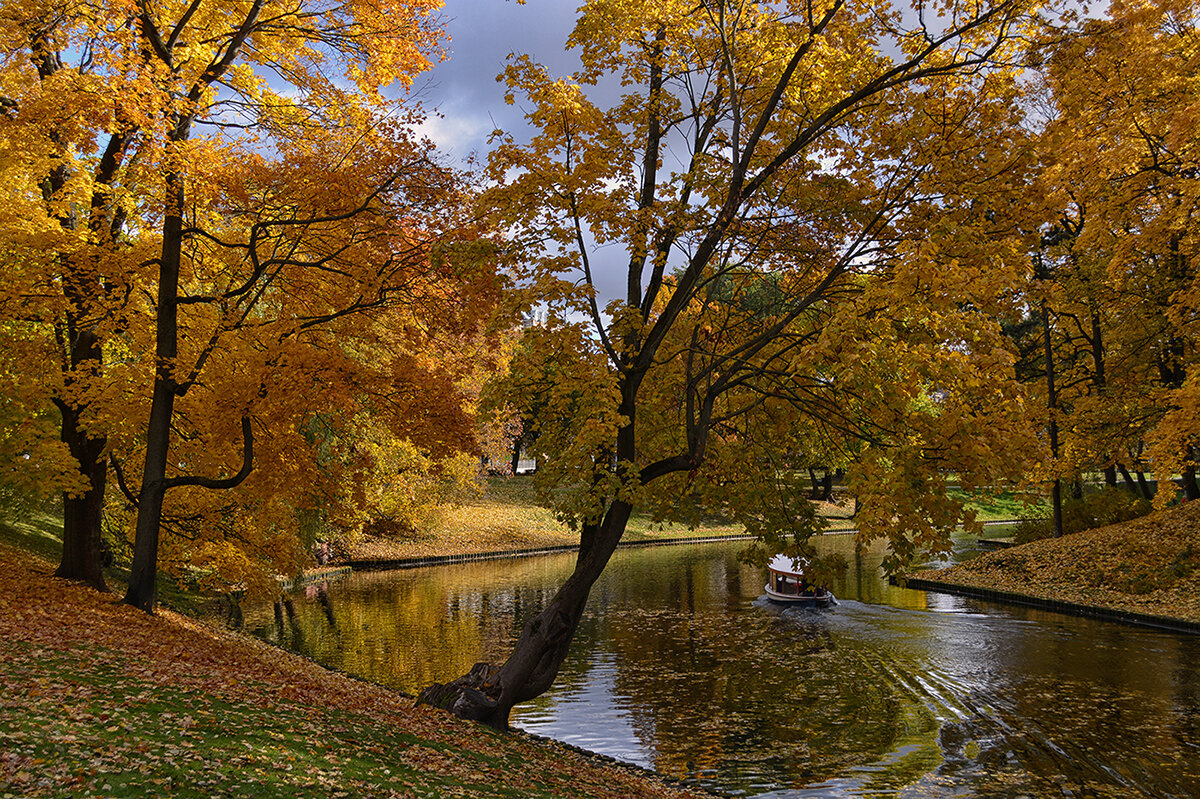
[764,584,834,607]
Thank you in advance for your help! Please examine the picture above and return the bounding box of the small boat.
[765,554,835,607]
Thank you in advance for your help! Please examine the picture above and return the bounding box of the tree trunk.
[1104,465,1118,489]
[123,386,174,612]
[419,499,634,730]
[1050,479,1063,536]
[510,438,522,475]
[123,165,185,613]
[1181,463,1200,501]
[55,366,108,592]
[1135,470,1154,500]
[1117,463,1148,499]
[1042,297,1063,538]
[45,131,121,593]
[1089,307,1118,494]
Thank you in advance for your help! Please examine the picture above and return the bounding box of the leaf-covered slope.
[0,545,703,798]
[924,502,1200,623]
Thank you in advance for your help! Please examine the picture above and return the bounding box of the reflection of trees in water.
[249,554,585,695]
[823,533,930,609]
[271,597,306,652]
[270,586,336,648]
[1174,639,1200,760]
[599,554,919,787]
[315,585,336,628]
[245,540,1200,797]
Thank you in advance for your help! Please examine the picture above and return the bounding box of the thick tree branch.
[164,416,254,491]
[109,454,139,507]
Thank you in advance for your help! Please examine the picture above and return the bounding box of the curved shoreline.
[362,542,1200,640]
[336,519,1017,571]
[897,576,1200,636]
[330,520,1200,638]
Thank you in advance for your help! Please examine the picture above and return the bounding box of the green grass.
[948,487,1045,523]
[976,522,1019,540]
[489,476,748,540]
[0,508,64,561]
[622,510,746,540]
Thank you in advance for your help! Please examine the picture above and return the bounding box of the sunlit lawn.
[359,477,752,562]
[946,487,1045,523]
[372,476,1026,561]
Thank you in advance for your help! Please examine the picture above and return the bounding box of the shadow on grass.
[0,509,64,562]
[0,507,218,618]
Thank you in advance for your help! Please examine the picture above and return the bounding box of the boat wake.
[755,600,1200,798]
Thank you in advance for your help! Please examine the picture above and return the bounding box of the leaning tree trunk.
[419,500,634,729]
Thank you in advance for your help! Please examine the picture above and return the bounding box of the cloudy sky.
[407,0,584,163]
[401,1,636,305]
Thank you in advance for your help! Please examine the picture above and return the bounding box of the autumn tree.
[107,0,501,613]
[0,0,155,590]
[419,0,1043,729]
[1031,0,1200,505]
[0,1,502,608]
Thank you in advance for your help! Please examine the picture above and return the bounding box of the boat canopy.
[767,554,810,578]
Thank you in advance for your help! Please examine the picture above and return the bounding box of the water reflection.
[247,535,1200,797]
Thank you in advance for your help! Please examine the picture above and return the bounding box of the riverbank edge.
[340,533,761,571]
[895,575,1200,636]
[281,566,353,590]
[258,577,728,796]
[0,542,716,799]
[337,520,1019,572]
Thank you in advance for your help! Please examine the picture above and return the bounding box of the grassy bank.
[343,476,755,562]
[0,509,64,561]
[347,476,1001,562]
[0,542,706,799]
[920,501,1200,624]
[344,477,1034,562]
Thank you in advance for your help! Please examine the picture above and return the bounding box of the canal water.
[247,535,1200,797]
